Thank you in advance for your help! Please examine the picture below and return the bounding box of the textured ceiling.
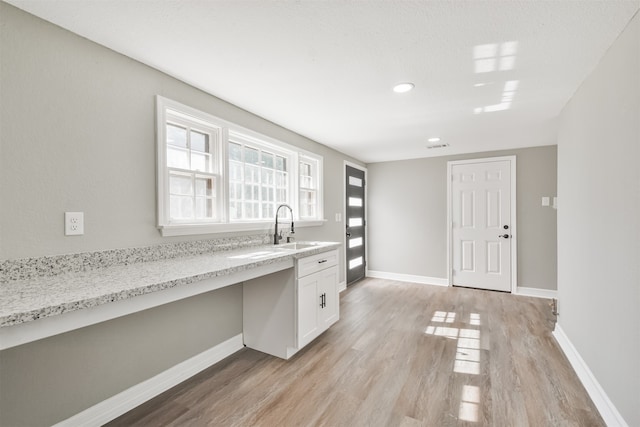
[6,0,640,163]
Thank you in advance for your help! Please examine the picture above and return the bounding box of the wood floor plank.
[106,278,605,427]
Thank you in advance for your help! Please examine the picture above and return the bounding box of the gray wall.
[0,286,242,426]
[0,3,362,425]
[557,12,639,426]
[368,146,557,290]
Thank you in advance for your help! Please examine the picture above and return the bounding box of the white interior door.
[451,158,514,292]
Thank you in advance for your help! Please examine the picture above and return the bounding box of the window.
[227,134,292,221]
[156,97,323,236]
[166,119,221,223]
[158,105,223,226]
[299,155,319,220]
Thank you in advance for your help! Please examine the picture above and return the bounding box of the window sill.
[158,220,327,237]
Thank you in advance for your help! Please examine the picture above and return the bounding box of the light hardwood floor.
[107,278,604,427]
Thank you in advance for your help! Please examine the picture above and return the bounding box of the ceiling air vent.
[426,143,449,149]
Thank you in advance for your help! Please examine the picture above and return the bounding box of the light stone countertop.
[0,242,340,328]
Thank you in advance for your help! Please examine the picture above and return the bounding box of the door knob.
[499,234,510,239]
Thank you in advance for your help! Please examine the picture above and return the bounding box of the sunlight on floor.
[459,385,480,422]
[424,312,482,375]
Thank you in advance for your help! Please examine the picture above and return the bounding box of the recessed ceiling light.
[393,82,414,93]
[427,137,441,143]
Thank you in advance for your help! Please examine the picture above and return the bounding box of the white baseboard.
[54,334,244,427]
[366,270,448,287]
[515,286,557,299]
[338,281,347,293]
[553,325,628,427]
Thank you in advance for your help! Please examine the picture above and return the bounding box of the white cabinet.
[243,249,339,359]
[296,251,339,348]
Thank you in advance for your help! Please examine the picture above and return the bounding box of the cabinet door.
[297,273,320,348]
[318,265,339,329]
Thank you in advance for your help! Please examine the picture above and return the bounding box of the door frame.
[343,161,368,290]
[446,156,517,293]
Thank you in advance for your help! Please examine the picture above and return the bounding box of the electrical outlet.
[541,197,550,207]
[65,212,84,236]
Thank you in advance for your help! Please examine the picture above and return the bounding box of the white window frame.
[298,153,323,221]
[156,96,325,236]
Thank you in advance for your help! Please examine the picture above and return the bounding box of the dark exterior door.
[346,165,366,285]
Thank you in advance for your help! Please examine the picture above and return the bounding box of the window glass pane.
[191,131,209,152]
[195,197,213,219]
[230,162,243,180]
[277,188,287,203]
[349,237,363,248]
[276,155,287,171]
[301,162,311,176]
[349,256,363,269]
[170,195,193,219]
[262,187,275,202]
[301,176,313,189]
[244,146,259,165]
[230,201,242,219]
[167,124,187,148]
[349,176,362,187]
[167,147,189,169]
[261,152,274,169]
[276,171,287,187]
[349,217,363,227]
[229,142,242,161]
[262,203,274,219]
[348,197,363,207]
[169,174,193,196]
[244,202,257,219]
[191,152,210,172]
[195,177,213,197]
[245,164,259,183]
[262,169,274,186]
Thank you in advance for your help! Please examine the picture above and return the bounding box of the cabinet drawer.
[296,250,338,278]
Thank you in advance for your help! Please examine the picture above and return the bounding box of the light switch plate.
[552,197,557,209]
[541,197,550,207]
[65,212,84,236]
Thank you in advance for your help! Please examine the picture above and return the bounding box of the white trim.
[343,161,368,286]
[515,286,557,299]
[367,270,448,287]
[447,155,518,292]
[0,260,293,350]
[338,281,347,293]
[53,334,243,427]
[552,325,628,427]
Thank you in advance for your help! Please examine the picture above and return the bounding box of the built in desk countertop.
[0,242,340,350]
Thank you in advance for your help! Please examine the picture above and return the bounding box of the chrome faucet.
[274,204,295,244]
